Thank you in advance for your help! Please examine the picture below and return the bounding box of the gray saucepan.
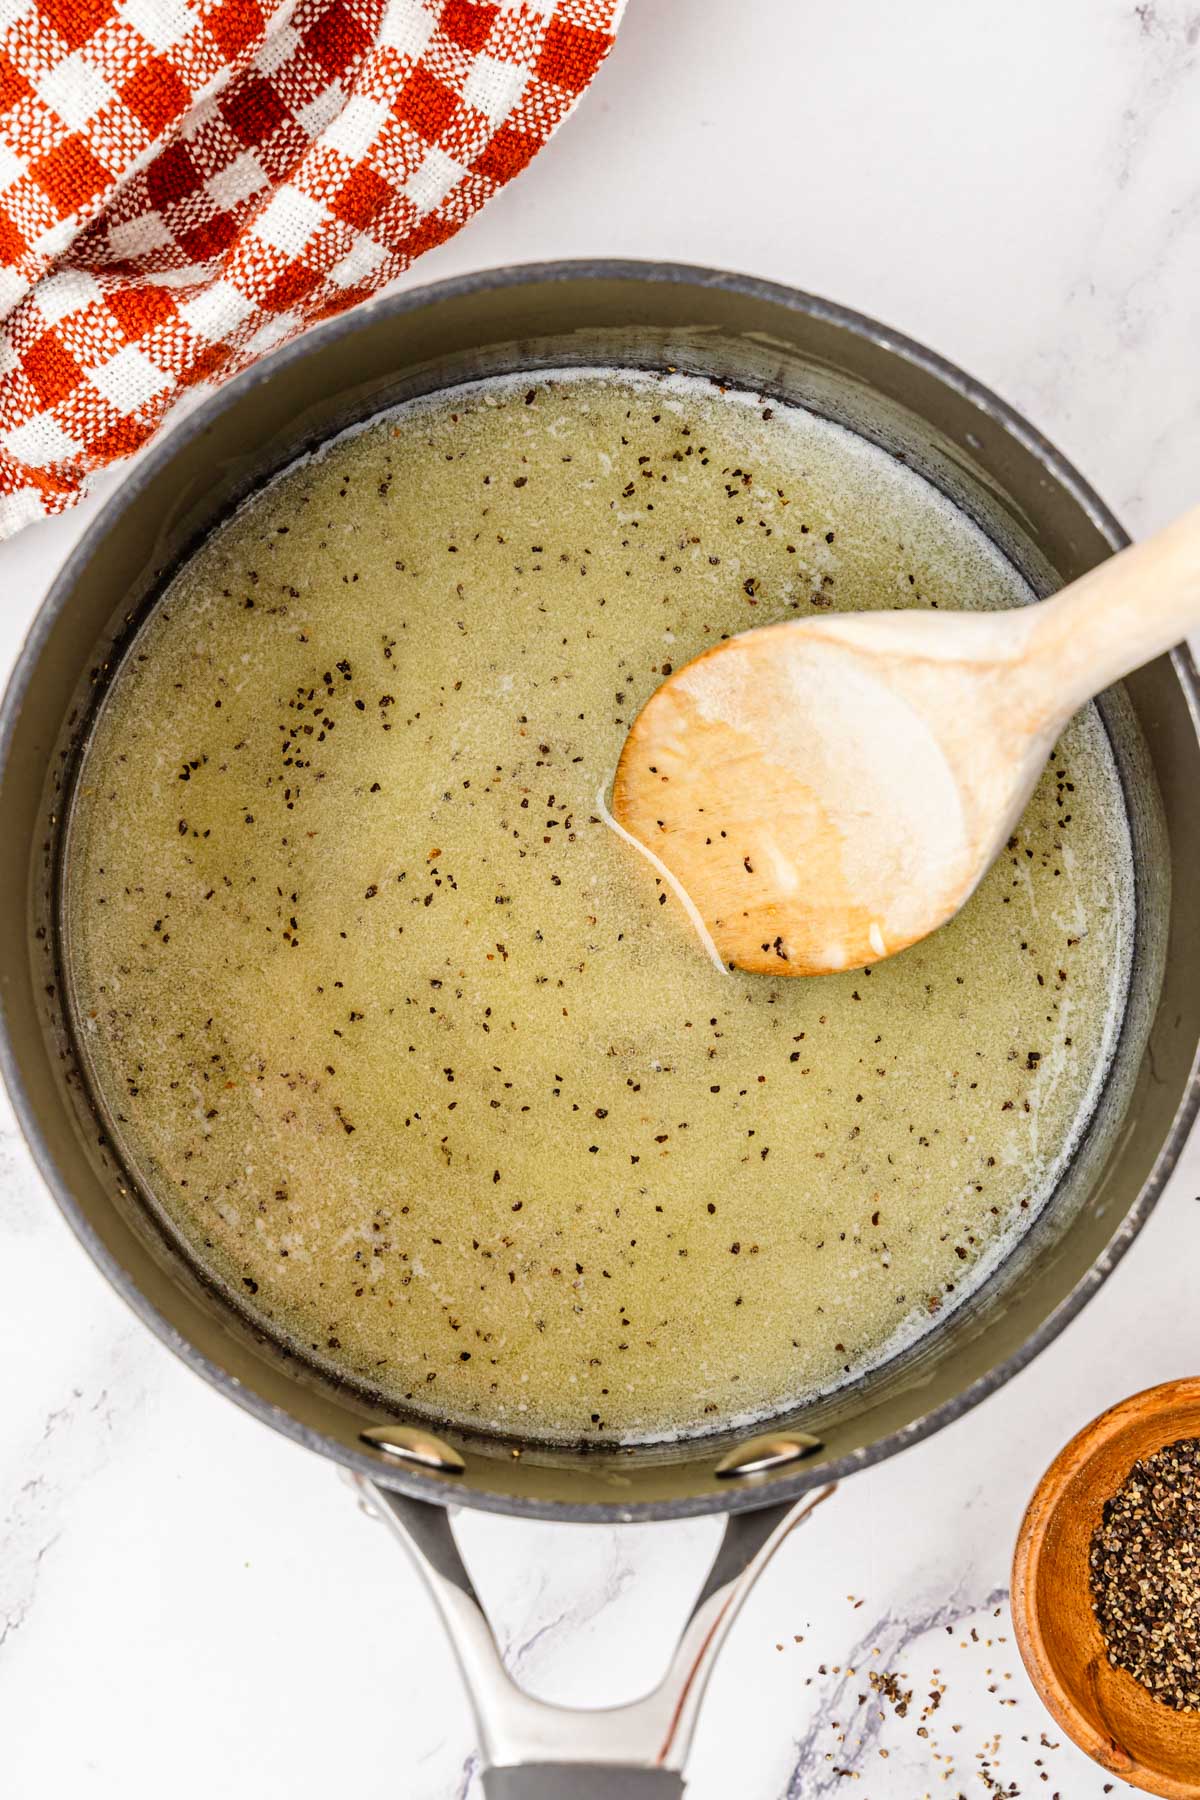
[2,262,1198,1799]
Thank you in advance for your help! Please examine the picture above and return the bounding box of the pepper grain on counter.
[65,370,1132,1444]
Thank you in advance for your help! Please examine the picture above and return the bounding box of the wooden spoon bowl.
[1012,1378,1200,1798]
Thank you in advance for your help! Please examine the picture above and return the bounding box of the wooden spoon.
[612,505,1200,976]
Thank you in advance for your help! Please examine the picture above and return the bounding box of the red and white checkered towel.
[0,0,625,537]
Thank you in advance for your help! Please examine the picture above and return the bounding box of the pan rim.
[3,256,1199,1521]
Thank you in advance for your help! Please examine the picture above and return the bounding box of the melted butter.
[64,371,1133,1443]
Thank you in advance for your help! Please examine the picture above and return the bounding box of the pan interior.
[57,362,1138,1453]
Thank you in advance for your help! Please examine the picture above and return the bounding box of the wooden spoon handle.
[1021,503,1200,724]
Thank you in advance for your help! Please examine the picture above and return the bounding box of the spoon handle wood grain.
[1023,502,1200,724]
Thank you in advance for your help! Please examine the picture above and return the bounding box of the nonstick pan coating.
[2,262,1198,1520]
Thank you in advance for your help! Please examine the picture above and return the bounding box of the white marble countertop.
[4,1,1200,1794]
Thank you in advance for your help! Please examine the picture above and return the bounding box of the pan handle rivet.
[359,1424,466,1475]
[714,1431,824,1478]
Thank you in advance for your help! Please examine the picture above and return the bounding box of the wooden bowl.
[1012,1378,1200,1798]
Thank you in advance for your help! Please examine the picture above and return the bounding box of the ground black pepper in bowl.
[1089,1437,1200,1711]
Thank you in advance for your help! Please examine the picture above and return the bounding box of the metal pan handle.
[481,1767,684,1800]
[351,1474,834,1792]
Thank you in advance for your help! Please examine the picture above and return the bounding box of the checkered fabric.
[0,0,625,536]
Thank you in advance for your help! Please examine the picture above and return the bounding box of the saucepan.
[2,262,1198,1798]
